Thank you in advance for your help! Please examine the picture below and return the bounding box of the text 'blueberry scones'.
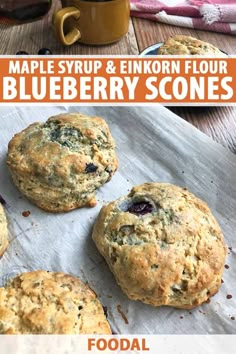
[0,270,111,334]
[92,183,227,309]
[0,203,8,257]
[158,35,227,57]
[7,113,118,212]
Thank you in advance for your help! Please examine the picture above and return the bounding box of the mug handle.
[53,6,81,46]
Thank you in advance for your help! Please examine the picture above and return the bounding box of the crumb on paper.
[117,304,129,325]
[22,210,31,217]
[199,310,206,315]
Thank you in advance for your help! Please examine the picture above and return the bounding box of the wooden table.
[0,0,236,153]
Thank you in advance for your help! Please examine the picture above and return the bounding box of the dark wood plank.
[169,106,236,153]
[195,30,236,55]
[0,0,139,55]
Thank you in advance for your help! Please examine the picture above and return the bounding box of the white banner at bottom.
[0,335,235,354]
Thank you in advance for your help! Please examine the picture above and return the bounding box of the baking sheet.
[0,105,235,334]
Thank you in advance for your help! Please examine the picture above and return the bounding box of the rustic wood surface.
[0,1,235,153]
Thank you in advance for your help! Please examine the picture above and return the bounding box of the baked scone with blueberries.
[92,183,227,309]
[158,35,227,56]
[0,270,111,334]
[7,113,118,212]
[0,203,8,258]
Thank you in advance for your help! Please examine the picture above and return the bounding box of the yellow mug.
[53,0,130,46]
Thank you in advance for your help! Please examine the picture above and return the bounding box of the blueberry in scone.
[92,183,227,309]
[158,35,227,56]
[7,113,118,212]
[0,203,8,258]
[0,270,111,334]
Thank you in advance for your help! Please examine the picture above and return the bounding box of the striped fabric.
[130,0,236,35]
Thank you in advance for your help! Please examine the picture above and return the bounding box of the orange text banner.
[0,56,235,104]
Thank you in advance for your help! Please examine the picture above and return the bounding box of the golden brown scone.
[7,113,118,212]
[92,183,227,309]
[0,270,111,334]
[158,35,227,56]
[0,203,8,258]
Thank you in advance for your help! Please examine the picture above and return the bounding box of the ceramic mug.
[53,0,130,46]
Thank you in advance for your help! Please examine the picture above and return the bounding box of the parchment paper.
[0,105,235,334]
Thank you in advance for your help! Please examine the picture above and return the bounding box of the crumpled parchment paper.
[0,105,235,334]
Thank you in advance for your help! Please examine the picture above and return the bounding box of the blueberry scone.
[158,35,227,56]
[92,183,227,309]
[7,113,118,212]
[0,270,111,334]
[0,203,8,257]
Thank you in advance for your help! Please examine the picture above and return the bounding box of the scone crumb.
[22,210,31,217]
[117,305,128,324]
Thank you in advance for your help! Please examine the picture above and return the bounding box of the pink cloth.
[190,1,235,5]
[130,0,236,35]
